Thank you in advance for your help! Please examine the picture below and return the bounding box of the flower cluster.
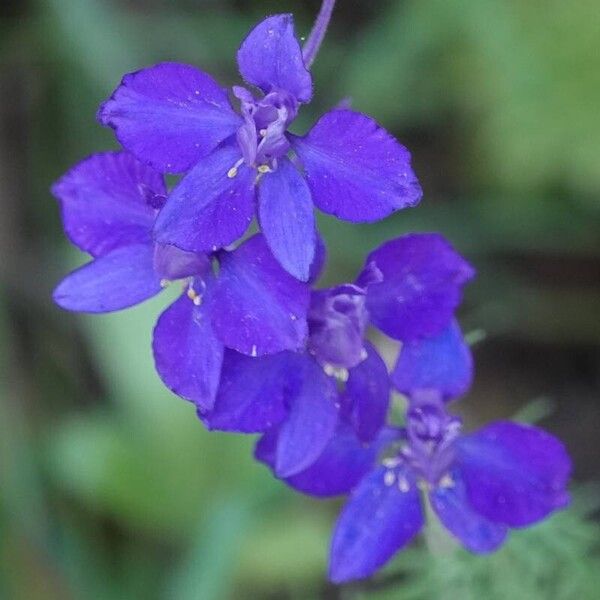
[52,1,571,586]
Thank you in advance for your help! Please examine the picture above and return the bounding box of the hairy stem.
[302,0,336,69]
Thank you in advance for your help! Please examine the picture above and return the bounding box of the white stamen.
[398,477,410,493]
[384,471,396,487]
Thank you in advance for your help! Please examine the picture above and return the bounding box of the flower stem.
[302,0,336,69]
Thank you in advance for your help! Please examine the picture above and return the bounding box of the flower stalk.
[302,0,336,68]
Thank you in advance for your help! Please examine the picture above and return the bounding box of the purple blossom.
[268,314,571,584]
[328,393,571,583]
[97,13,422,281]
[52,152,310,410]
[206,232,473,477]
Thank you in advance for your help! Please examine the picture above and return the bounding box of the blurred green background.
[1,0,599,598]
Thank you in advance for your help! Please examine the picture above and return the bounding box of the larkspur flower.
[204,232,473,477]
[52,151,311,410]
[258,311,571,584]
[97,10,422,281]
[327,391,571,583]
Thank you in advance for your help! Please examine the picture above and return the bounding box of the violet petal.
[203,350,291,433]
[258,157,316,281]
[329,466,424,584]
[361,233,475,341]
[429,472,508,553]
[53,243,161,313]
[237,14,312,103]
[209,234,310,355]
[274,355,338,477]
[154,144,255,254]
[292,109,422,222]
[345,342,391,443]
[256,421,380,497]
[455,421,571,527]
[152,288,223,411]
[98,62,241,173]
[52,152,159,257]
[392,320,473,401]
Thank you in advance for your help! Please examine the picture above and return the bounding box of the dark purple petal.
[455,421,571,527]
[345,342,391,443]
[307,284,368,369]
[98,63,241,173]
[237,14,312,103]
[53,244,161,313]
[152,291,224,411]
[274,355,338,477]
[258,157,316,281]
[430,472,508,553]
[256,420,378,497]
[292,110,422,222]
[52,152,160,257]
[153,244,211,281]
[154,144,255,253]
[392,320,473,401]
[361,233,475,341]
[329,466,424,584]
[209,234,310,355]
[203,350,292,432]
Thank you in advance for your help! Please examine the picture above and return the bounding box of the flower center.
[394,393,462,487]
[307,284,369,372]
[232,86,299,171]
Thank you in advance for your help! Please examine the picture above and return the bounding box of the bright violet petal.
[258,157,316,281]
[203,350,291,432]
[292,109,422,222]
[152,291,223,411]
[52,152,160,257]
[256,421,379,497]
[209,234,310,355]
[430,472,508,553]
[455,421,571,527]
[274,355,338,477]
[361,233,475,341]
[392,320,473,401]
[237,14,312,103]
[154,144,255,253]
[53,244,161,313]
[98,62,241,173]
[345,342,391,443]
[329,466,424,584]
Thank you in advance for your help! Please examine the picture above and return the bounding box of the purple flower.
[206,232,473,477]
[328,392,571,583]
[97,14,422,281]
[52,151,311,410]
[272,316,570,583]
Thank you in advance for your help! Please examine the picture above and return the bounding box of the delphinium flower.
[52,151,311,410]
[201,232,474,478]
[97,4,422,281]
[258,301,571,583]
